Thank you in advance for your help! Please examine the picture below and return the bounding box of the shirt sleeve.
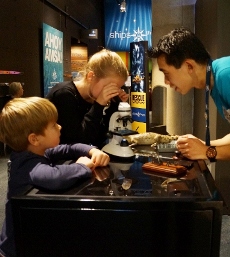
[9,147,94,195]
[45,143,94,163]
[211,64,230,119]
[216,67,230,107]
[29,161,92,190]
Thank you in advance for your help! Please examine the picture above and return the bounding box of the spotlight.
[120,0,126,12]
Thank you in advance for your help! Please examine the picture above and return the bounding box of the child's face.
[90,76,126,99]
[39,121,61,149]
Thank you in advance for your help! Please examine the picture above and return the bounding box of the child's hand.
[94,166,110,181]
[76,156,94,169]
[96,83,120,106]
[89,148,110,167]
[118,88,129,102]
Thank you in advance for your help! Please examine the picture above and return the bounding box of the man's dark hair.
[148,27,211,68]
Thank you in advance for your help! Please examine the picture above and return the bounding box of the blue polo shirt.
[211,56,230,123]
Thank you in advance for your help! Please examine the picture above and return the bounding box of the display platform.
[11,153,223,257]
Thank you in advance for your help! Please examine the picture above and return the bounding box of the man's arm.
[177,134,230,160]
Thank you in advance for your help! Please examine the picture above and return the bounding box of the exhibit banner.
[104,0,152,51]
[130,41,149,133]
[43,23,63,96]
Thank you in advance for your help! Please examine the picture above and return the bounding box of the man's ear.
[185,59,195,73]
[28,133,39,146]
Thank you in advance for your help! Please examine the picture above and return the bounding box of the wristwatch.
[206,146,217,162]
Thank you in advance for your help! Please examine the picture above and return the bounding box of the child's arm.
[30,161,92,191]
[46,144,110,167]
[45,143,95,162]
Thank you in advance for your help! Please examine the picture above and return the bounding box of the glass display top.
[27,154,220,202]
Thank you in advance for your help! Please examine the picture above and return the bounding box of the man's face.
[157,55,194,95]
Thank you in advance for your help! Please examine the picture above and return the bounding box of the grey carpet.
[0,157,7,226]
[0,156,229,256]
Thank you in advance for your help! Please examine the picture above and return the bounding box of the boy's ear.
[28,133,39,146]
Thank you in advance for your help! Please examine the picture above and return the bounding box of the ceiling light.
[120,0,126,12]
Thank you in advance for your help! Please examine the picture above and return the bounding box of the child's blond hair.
[82,49,128,80]
[0,97,58,151]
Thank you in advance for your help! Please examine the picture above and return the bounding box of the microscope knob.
[106,132,113,139]
[120,139,129,147]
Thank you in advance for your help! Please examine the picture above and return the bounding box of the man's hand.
[177,134,207,160]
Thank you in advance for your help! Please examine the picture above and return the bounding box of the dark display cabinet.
[11,156,223,257]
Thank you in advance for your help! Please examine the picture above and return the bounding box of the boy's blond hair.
[0,97,58,152]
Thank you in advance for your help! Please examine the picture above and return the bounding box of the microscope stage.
[110,129,138,136]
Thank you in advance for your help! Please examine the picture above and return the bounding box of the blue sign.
[130,41,149,133]
[131,107,146,123]
[43,23,63,96]
[104,0,152,51]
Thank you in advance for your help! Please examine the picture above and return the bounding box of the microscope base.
[102,143,135,162]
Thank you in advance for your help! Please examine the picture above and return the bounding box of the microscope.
[101,102,138,161]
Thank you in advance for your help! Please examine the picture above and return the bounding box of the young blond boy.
[0,97,109,257]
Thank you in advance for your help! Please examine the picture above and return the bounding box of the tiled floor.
[0,155,230,256]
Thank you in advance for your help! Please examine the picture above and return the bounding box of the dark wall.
[195,0,230,214]
[0,0,104,97]
[193,0,218,141]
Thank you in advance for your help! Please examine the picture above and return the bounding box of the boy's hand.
[89,148,110,167]
[76,156,94,169]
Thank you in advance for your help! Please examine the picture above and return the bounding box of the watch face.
[206,146,217,159]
